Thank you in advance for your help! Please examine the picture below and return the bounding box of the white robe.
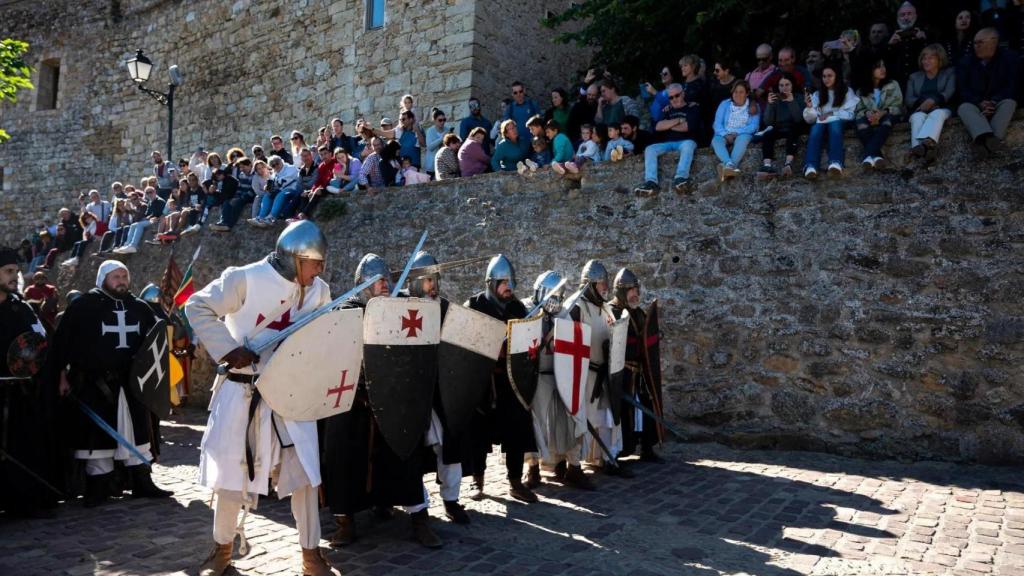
[185,259,330,497]
[567,295,622,463]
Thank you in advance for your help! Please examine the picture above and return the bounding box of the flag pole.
[169,244,202,315]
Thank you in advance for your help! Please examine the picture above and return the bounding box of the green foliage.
[543,0,900,88]
[0,38,34,143]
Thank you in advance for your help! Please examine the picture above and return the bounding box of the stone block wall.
[0,0,591,244]
[55,119,1024,465]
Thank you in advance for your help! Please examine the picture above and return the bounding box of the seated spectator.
[291,146,337,221]
[62,211,100,267]
[358,137,388,190]
[203,152,224,185]
[356,121,377,160]
[566,84,598,147]
[458,127,491,177]
[603,122,634,162]
[705,60,740,133]
[645,65,677,124]
[99,198,132,253]
[29,229,54,272]
[762,47,809,98]
[460,97,493,154]
[621,115,653,154]
[746,44,777,99]
[757,74,804,179]
[328,118,356,156]
[56,207,83,251]
[289,131,310,167]
[544,88,572,132]
[83,189,112,235]
[802,64,858,179]
[177,157,190,178]
[595,78,640,126]
[379,139,402,186]
[251,145,269,164]
[886,2,929,88]
[252,155,300,227]
[204,168,241,231]
[268,135,293,165]
[491,119,526,172]
[424,108,448,177]
[633,84,702,196]
[518,137,551,173]
[180,173,205,231]
[553,123,602,175]
[957,27,1020,159]
[114,186,166,253]
[944,9,977,66]
[401,156,431,185]
[383,111,425,169]
[712,81,760,181]
[544,120,575,166]
[325,148,361,195]
[434,134,462,180]
[503,82,542,157]
[854,58,903,170]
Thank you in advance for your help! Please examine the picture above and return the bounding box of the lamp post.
[125,49,183,161]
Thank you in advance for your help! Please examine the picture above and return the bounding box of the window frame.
[366,0,385,30]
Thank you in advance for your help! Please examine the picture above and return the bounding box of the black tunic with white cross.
[47,288,156,453]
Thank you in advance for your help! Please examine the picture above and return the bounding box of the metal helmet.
[612,268,641,308]
[354,253,392,302]
[533,270,565,315]
[139,283,162,305]
[272,220,328,281]
[485,254,516,293]
[580,259,610,302]
[65,289,83,305]
[408,250,439,299]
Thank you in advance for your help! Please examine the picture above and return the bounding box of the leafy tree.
[0,39,34,143]
[543,1,950,89]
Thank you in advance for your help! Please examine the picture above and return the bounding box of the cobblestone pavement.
[1,409,1022,576]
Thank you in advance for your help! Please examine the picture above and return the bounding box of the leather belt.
[227,372,257,384]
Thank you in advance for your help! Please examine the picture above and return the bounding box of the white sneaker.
[524,159,538,172]
[181,224,200,236]
[119,245,138,254]
[516,161,528,175]
[827,162,843,177]
[804,167,818,180]
[552,163,566,175]
[61,257,78,267]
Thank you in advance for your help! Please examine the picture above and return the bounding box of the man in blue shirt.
[459,97,493,154]
[634,84,702,197]
[503,81,540,157]
[396,110,425,169]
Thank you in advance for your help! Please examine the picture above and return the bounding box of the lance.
[73,395,153,465]
[390,230,428,297]
[389,255,493,284]
[621,393,686,441]
[585,421,620,468]
[525,278,568,318]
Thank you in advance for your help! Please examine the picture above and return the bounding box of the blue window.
[367,0,385,29]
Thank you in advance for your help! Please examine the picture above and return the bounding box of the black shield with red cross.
[439,304,507,435]
[363,296,441,460]
[5,331,48,379]
[553,317,591,432]
[506,314,544,410]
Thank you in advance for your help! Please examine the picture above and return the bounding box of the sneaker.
[862,157,877,168]
[984,134,1004,157]
[564,161,579,174]
[208,223,230,232]
[517,161,528,175]
[634,180,658,196]
[610,145,624,162]
[552,163,566,175]
[524,159,538,172]
[180,224,200,236]
[671,177,691,194]
[60,257,78,267]
[716,163,726,182]
[827,162,843,178]
[247,218,262,225]
[119,245,138,254]
[725,163,741,177]
[804,166,818,180]
[873,157,892,172]
[781,162,793,178]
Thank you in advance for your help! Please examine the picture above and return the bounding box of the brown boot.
[198,542,232,576]
[469,474,486,501]
[301,546,340,576]
[411,509,443,548]
[329,514,355,547]
[564,464,596,491]
[524,464,541,489]
[508,479,538,503]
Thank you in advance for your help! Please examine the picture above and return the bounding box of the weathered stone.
[822,398,900,432]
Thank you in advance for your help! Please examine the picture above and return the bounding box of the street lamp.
[124,49,183,161]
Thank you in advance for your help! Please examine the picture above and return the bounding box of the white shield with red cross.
[256,307,364,421]
[553,317,592,431]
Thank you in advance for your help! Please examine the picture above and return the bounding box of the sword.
[561,280,591,314]
[216,273,383,374]
[621,393,686,441]
[525,278,568,318]
[390,230,428,297]
[389,255,493,283]
[586,421,620,468]
[73,396,153,465]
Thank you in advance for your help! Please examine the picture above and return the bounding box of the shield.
[257,307,364,421]
[128,321,171,417]
[363,296,441,460]
[642,301,665,442]
[606,310,630,425]
[553,318,591,426]
[439,303,506,435]
[5,331,48,379]
[506,314,544,410]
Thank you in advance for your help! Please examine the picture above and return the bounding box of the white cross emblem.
[101,310,141,349]
[137,335,167,393]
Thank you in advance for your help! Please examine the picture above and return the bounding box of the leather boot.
[410,509,443,548]
[508,479,538,503]
[553,460,567,481]
[198,542,233,576]
[83,472,112,508]
[602,460,635,479]
[329,514,355,547]
[524,464,541,489]
[469,474,486,501]
[443,500,470,525]
[301,546,340,576]
[640,447,664,463]
[564,464,596,491]
[130,465,173,498]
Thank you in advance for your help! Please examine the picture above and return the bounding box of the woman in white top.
[802,64,858,179]
[424,108,448,177]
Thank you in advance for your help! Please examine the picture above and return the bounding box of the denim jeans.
[804,121,846,170]
[125,219,152,248]
[643,139,698,183]
[217,193,252,227]
[259,191,299,219]
[711,133,753,166]
[856,113,895,159]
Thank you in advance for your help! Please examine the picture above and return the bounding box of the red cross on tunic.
[401,309,423,338]
[256,301,294,331]
[326,370,354,408]
[554,321,590,414]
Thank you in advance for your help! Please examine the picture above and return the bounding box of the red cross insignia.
[401,309,423,338]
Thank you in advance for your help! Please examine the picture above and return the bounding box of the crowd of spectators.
[11,2,1024,272]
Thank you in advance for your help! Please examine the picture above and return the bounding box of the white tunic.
[185,259,330,497]
[567,294,622,461]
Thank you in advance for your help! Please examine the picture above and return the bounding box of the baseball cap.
[380,117,393,127]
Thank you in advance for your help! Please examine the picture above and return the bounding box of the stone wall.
[0,0,590,244]
[54,120,1024,465]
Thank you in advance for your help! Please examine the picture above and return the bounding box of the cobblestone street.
[1,408,1022,576]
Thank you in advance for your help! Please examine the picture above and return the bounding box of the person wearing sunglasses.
[634,84,702,197]
[745,43,777,96]
[502,81,541,157]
